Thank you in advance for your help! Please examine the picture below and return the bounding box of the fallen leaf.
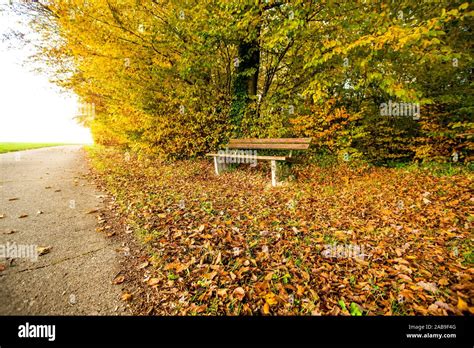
[217,289,227,297]
[457,298,468,312]
[86,209,99,214]
[121,293,132,301]
[263,302,270,314]
[0,264,5,272]
[8,197,19,201]
[204,271,218,280]
[438,278,449,286]
[37,246,52,256]
[417,281,438,293]
[138,261,149,269]
[434,301,451,311]
[296,285,305,297]
[233,287,245,301]
[398,274,413,282]
[264,292,278,306]
[147,278,160,286]
[36,210,44,215]
[18,214,28,219]
[0,214,5,219]
[428,303,439,314]
[113,275,125,284]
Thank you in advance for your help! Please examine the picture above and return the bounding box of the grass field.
[0,142,70,154]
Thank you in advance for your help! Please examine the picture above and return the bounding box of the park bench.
[206,138,311,187]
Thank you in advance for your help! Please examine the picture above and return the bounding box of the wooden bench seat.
[206,138,311,186]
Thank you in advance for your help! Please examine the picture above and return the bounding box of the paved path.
[0,146,126,315]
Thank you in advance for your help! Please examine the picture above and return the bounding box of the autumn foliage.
[11,0,473,317]
[18,0,473,164]
[89,148,473,315]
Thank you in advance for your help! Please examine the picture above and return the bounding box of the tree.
[12,0,472,163]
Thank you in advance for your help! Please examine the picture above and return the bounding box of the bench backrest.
[227,138,311,150]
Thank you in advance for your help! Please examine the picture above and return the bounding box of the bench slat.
[206,153,287,161]
[227,143,310,150]
[229,138,311,144]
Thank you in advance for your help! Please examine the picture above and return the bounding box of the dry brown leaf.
[398,274,413,282]
[233,287,245,301]
[147,278,160,286]
[138,261,149,269]
[113,275,125,285]
[434,301,451,311]
[417,281,438,293]
[37,246,52,256]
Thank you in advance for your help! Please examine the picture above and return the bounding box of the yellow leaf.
[457,298,468,311]
[263,302,270,315]
[265,292,278,306]
[121,293,132,301]
[438,278,449,286]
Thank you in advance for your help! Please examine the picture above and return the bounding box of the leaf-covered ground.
[88,147,473,316]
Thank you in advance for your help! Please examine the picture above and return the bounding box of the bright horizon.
[0,6,93,144]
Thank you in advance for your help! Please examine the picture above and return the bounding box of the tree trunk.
[230,28,260,136]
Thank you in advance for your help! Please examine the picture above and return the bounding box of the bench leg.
[271,160,278,187]
[214,157,220,175]
[214,157,227,175]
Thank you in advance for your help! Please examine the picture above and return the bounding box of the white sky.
[0,5,92,143]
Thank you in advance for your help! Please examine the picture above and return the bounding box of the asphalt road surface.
[0,145,127,315]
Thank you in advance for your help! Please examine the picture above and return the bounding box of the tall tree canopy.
[13,0,473,162]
